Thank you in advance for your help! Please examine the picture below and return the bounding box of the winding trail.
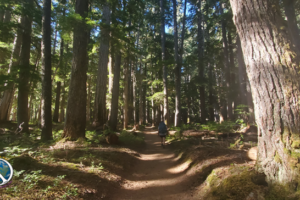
[110,127,197,200]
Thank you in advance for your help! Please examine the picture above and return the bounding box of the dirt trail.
[110,127,197,200]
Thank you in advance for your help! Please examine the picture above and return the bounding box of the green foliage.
[200,121,236,133]
[22,170,42,190]
[119,130,145,147]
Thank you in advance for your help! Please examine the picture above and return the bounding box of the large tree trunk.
[230,0,300,185]
[0,17,23,121]
[160,0,169,125]
[94,3,110,127]
[17,0,33,133]
[197,0,206,123]
[109,51,121,131]
[63,0,89,140]
[41,0,53,140]
[173,0,181,127]
[283,0,300,52]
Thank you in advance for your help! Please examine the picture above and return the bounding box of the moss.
[292,141,300,149]
[291,151,300,159]
[207,171,259,200]
[175,131,182,139]
[284,148,291,155]
[265,183,300,200]
[274,151,282,163]
[206,170,219,187]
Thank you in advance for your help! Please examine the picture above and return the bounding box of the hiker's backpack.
[158,122,167,134]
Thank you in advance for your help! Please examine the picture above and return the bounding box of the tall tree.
[109,51,121,131]
[173,0,180,127]
[0,17,23,121]
[160,0,169,125]
[63,0,89,140]
[230,0,300,185]
[41,0,53,140]
[197,0,206,123]
[94,2,111,127]
[17,0,33,133]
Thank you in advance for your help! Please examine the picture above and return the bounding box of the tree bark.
[0,17,23,121]
[17,0,33,133]
[230,0,300,185]
[138,63,144,125]
[173,0,181,127]
[94,3,110,127]
[197,0,206,123]
[109,51,121,131]
[59,81,65,123]
[53,32,64,123]
[63,0,89,140]
[41,0,53,140]
[53,82,61,122]
[123,61,129,129]
[160,0,169,125]
[86,78,91,122]
[283,0,300,52]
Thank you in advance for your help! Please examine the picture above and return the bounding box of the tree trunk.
[53,31,64,123]
[138,64,144,125]
[123,61,129,129]
[41,0,53,140]
[108,53,113,119]
[53,82,61,122]
[208,63,215,121]
[0,17,23,121]
[86,78,91,122]
[143,63,147,123]
[63,0,89,140]
[59,81,65,123]
[94,3,110,127]
[17,0,33,133]
[230,0,300,185]
[173,0,181,127]
[160,0,169,125]
[109,51,121,131]
[197,0,206,123]
[283,0,300,52]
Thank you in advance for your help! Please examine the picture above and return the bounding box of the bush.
[119,130,145,147]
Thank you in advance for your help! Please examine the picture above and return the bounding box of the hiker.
[158,121,167,146]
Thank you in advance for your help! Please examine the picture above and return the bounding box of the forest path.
[109,127,197,200]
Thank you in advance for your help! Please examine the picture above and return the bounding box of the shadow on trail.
[109,127,251,200]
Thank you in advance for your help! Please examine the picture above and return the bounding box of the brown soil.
[109,127,200,200]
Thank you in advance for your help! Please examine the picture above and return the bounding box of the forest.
[0,0,300,199]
